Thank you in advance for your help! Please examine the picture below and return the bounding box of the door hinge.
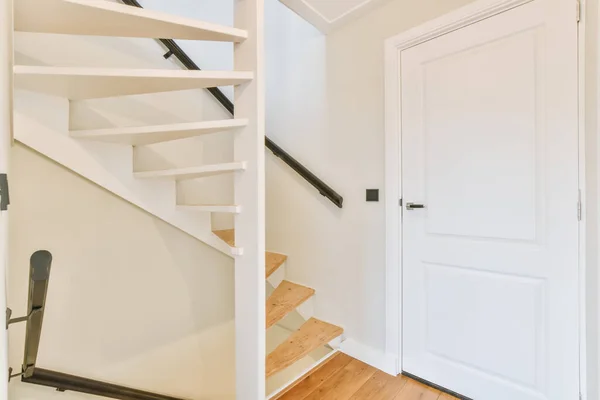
[577,189,582,221]
[576,0,581,22]
[399,198,403,206]
[0,174,9,211]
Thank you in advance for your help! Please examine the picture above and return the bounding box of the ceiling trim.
[279,0,392,34]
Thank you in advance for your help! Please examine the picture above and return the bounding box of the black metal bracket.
[6,307,42,329]
[0,173,9,211]
[8,367,24,382]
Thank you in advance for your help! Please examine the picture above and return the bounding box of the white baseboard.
[339,338,399,376]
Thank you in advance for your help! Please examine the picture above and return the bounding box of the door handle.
[406,203,425,210]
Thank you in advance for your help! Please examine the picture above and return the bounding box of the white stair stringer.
[266,259,286,289]
[15,0,248,42]
[177,205,241,214]
[13,89,236,257]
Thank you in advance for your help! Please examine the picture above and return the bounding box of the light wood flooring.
[275,353,460,400]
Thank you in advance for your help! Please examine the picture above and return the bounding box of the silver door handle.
[406,203,425,210]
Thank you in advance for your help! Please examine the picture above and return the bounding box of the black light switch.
[366,189,379,202]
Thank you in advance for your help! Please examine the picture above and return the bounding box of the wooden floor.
[276,353,459,400]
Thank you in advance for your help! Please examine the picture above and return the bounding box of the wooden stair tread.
[213,230,287,278]
[70,119,248,145]
[266,281,315,329]
[14,66,253,100]
[134,162,246,180]
[213,229,235,246]
[15,0,247,42]
[266,318,343,378]
[266,252,287,278]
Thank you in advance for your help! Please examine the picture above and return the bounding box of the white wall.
[265,0,476,360]
[9,145,236,400]
[267,1,600,398]
[138,0,235,100]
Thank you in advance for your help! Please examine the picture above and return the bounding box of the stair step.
[135,162,246,180]
[14,66,253,100]
[70,119,248,145]
[265,318,343,378]
[212,230,288,278]
[15,0,247,42]
[266,281,315,329]
[266,252,287,279]
[213,229,236,246]
[177,205,241,214]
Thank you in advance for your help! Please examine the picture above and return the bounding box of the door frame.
[383,0,587,396]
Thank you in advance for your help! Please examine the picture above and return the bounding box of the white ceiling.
[280,0,391,33]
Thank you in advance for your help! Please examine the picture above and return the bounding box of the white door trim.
[383,0,586,396]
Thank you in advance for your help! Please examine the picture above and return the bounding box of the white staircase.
[9,1,345,399]
[11,0,266,398]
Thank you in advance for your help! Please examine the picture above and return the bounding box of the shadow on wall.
[8,144,236,399]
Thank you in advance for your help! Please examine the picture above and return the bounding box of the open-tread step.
[212,230,288,278]
[15,0,248,42]
[14,66,253,100]
[70,119,248,145]
[213,229,236,246]
[135,162,246,180]
[265,318,343,378]
[177,205,241,214]
[266,281,315,329]
[266,252,287,279]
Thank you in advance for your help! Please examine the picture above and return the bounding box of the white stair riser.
[266,261,286,289]
[296,294,314,322]
[177,205,241,214]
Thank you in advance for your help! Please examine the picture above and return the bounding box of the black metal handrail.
[23,369,186,400]
[13,251,187,400]
[120,0,343,208]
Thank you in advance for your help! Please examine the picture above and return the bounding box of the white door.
[401,0,579,399]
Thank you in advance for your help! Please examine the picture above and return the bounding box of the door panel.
[423,28,540,242]
[401,0,579,399]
